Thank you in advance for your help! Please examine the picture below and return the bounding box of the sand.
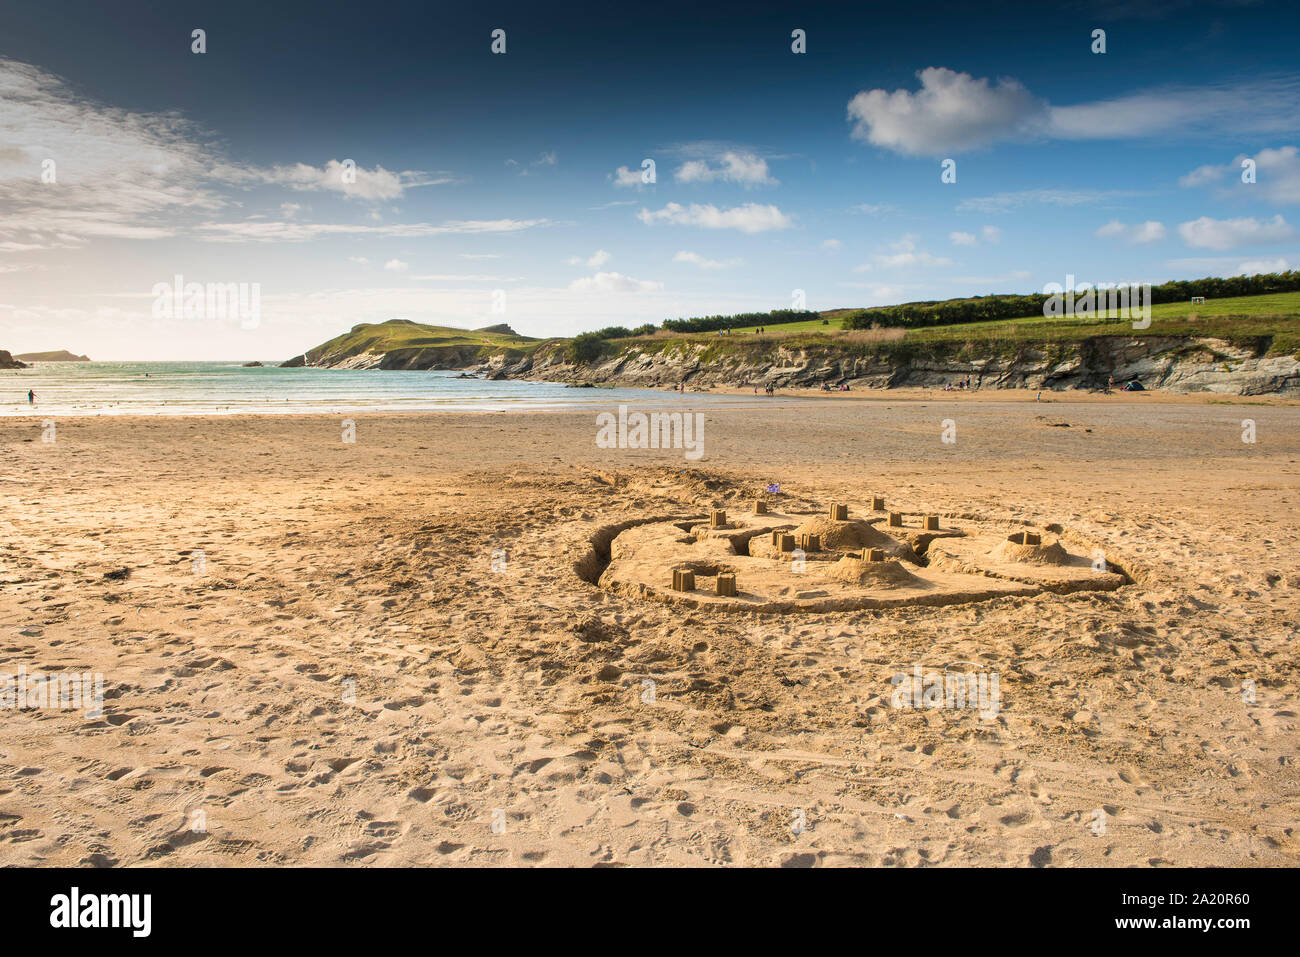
[1,390,1298,867]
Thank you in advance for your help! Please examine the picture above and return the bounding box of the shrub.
[566,332,607,364]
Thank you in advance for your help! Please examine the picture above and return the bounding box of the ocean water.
[1,361,762,416]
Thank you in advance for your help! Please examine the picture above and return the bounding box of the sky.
[2,0,1299,360]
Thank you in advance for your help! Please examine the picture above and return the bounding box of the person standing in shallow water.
[27,389,35,404]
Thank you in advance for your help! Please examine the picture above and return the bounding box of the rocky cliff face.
[0,350,28,369]
[471,336,1300,396]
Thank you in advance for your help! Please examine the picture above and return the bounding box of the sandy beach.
[2,390,1298,867]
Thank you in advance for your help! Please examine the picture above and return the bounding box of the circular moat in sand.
[579,501,1131,613]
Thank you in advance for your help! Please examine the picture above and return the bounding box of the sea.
[1,361,763,416]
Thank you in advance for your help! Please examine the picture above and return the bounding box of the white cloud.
[0,57,224,249]
[637,202,792,233]
[674,151,777,187]
[847,67,1047,155]
[873,234,953,269]
[611,165,646,187]
[567,249,612,268]
[847,67,1300,156]
[951,225,1000,246]
[383,259,408,272]
[1179,146,1300,204]
[1236,257,1290,275]
[1095,219,1167,244]
[0,56,464,253]
[1179,163,1226,188]
[821,238,842,250]
[568,271,663,293]
[1178,214,1295,250]
[673,250,741,270]
[348,256,370,265]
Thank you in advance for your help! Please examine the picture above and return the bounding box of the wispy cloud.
[848,66,1300,156]
[214,160,454,201]
[1095,219,1167,244]
[673,250,742,269]
[567,249,612,268]
[957,188,1140,214]
[949,226,1001,246]
[0,56,465,251]
[196,218,552,243]
[861,234,953,270]
[637,202,792,233]
[0,57,223,249]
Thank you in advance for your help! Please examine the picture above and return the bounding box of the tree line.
[844,270,1300,330]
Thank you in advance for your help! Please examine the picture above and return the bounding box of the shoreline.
[4,383,1297,420]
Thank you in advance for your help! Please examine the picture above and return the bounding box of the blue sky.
[2,0,1299,359]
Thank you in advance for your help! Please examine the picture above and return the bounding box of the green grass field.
[668,291,1300,355]
[298,291,1300,366]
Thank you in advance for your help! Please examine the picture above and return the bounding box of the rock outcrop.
[0,350,28,369]
[469,336,1300,396]
[14,350,89,362]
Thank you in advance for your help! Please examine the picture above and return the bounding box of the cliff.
[469,336,1300,396]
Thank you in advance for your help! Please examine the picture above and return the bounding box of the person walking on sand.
[1106,375,1113,395]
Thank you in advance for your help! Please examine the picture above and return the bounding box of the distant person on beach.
[27,389,35,404]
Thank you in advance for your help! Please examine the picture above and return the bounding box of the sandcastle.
[589,498,1129,613]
